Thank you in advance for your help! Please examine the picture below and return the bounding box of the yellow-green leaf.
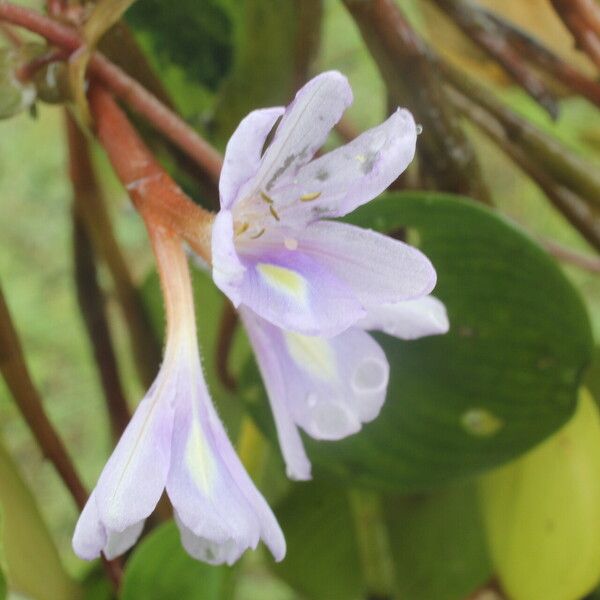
[0,438,81,600]
[479,389,600,600]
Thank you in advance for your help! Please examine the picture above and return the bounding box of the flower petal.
[94,365,176,533]
[72,493,106,560]
[238,248,365,336]
[281,326,389,440]
[299,221,436,308]
[273,108,417,223]
[166,357,285,564]
[175,515,247,566]
[242,309,389,443]
[212,210,246,306]
[240,307,311,480]
[249,71,352,195]
[104,521,145,560]
[220,107,285,209]
[358,295,449,339]
[72,492,145,560]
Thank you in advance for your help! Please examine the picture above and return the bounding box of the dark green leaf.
[126,0,234,91]
[386,482,491,599]
[243,192,593,491]
[82,566,114,600]
[271,480,363,600]
[211,0,299,146]
[121,521,225,600]
[271,478,490,600]
[585,347,600,405]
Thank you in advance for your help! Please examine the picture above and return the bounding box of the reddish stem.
[16,48,67,81]
[88,85,214,262]
[66,113,163,388]
[434,0,558,118]
[483,10,600,108]
[551,0,600,68]
[0,2,223,183]
[67,113,132,439]
[541,238,600,273]
[343,0,492,204]
[0,285,88,511]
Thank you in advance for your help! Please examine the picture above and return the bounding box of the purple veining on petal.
[272,108,417,224]
[249,71,353,196]
[73,231,285,566]
[211,71,433,336]
[220,107,285,210]
[298,221,437,307]
[94,364,177,533]
[238,248,365,337]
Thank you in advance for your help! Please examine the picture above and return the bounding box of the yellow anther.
[300,192,321,202]
[250,227,266,239]
[269,205,281,221]
[235,222,249,236]
[260,191,274,204]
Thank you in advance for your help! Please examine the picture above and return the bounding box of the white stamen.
[284,238,298,250]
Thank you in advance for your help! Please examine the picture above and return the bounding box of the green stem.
[445,84,600,252]
[433,0,558,117]
[441,60,600,212]
[349,489,397,600]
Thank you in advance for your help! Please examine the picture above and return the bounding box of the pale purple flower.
[73,229,284,565]
[212,71,436,337]
[241,296,449,480]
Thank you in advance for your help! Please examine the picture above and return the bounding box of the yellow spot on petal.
[300,191,321,202]
[257,263,307,302]
[186,418,215,493]
[355,154,366,163]
[284,331,336,381]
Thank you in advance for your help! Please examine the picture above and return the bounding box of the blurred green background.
[2,0,600,599]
